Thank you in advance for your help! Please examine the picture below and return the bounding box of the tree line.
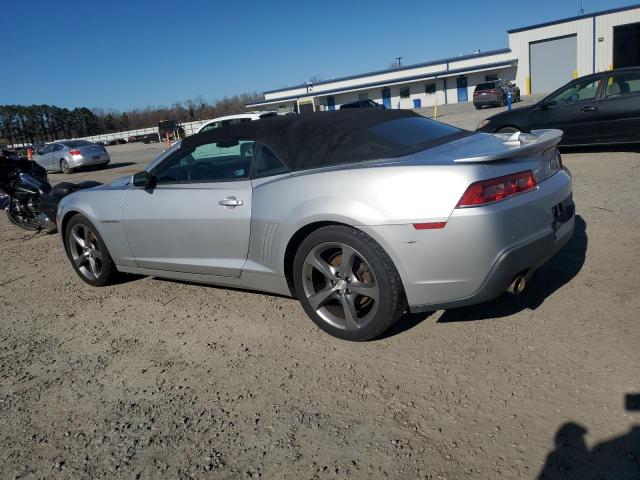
[0,92,263,147]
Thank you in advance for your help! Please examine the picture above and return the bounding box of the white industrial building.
[247,4,640,112]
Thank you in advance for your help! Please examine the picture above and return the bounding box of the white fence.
[81,118,214,143]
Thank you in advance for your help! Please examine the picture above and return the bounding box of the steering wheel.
[188,161,218,181]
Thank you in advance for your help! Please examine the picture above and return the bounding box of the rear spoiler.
[454,129,563,163]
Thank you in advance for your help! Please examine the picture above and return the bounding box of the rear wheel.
[61,159,72,174]
[293,225,406,341]
[64,215,117,286]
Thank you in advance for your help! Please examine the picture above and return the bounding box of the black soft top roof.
[182,109,467,172]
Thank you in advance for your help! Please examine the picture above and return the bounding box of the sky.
[1,0,638,111]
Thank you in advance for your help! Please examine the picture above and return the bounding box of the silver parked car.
[35,140,110,174]
[57,110,574,341]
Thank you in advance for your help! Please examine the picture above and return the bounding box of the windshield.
[145,140,182,171]
[476,82,497,91]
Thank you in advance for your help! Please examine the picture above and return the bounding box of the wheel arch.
[60,210,82,243]
[495,125,523,133]
[283,220,351,296]
[282,220,406,299]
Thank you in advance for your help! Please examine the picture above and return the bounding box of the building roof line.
[263,48,512,95]
[507,3,640,33]
[247,60,517,107]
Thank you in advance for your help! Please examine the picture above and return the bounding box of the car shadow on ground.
[437,215,587,323]
[537,394,640,479]
[377,311,434,339]
[100,162,136,171]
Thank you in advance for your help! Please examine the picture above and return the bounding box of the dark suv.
[473,80,520,109]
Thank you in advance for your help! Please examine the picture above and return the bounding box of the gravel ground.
[1,110,639,479]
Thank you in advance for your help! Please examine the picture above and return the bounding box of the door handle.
[219,196,243,207]
[581,106,597,112]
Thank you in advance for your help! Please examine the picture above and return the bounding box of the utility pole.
[396,57,403,68]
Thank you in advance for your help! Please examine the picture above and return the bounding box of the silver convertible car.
[57,110,574,341]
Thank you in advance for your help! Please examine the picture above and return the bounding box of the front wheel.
[6,199,40,230]
[64,215,117,286]
[293,225,406,341]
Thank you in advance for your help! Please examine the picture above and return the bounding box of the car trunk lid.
[78,144,107,158]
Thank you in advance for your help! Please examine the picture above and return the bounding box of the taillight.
[457,171,537,207]
[413,222,447,230]
[69,149,81,156]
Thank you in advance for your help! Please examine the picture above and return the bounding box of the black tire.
[498,127,519,133]
[293,225,406,341]
[474,104,481,110]
[64,214,117,286]
[61,159,72,174]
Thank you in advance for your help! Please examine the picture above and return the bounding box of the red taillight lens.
[457,171,537,207]
[413,222,447,230]
[69,149,81,156]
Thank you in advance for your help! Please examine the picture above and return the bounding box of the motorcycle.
[0,153,101,232]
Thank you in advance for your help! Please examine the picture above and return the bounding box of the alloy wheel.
[301,242,380,331]
[68,224,104,280]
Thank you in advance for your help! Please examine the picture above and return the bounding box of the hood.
[89,174,131,191]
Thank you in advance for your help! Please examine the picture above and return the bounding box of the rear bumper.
[409,215,573,312]
[68,155,110,169]
[360,169,574,312]
[474,94,501,105]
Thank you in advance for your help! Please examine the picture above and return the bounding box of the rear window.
[63,140,93,148]
[476,82,497,91]
[369,116,461,147]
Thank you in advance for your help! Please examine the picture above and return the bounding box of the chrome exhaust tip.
[506,274,527,295]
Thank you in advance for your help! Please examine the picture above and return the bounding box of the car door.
[36,144,54,170]
[596,70,640,144]
[528,76,604,145]
[120,138,255,277]
[52,143,65,170]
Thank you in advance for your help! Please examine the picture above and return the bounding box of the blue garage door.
[382,87,391,109]
[457,77,468,102]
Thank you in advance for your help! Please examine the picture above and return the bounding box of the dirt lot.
[1,117,639,479]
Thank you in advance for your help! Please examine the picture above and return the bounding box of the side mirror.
[133,171,155,188]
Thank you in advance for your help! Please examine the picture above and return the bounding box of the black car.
[339,99,385,110]
[477,67,640,146]
[473,80,520,109]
